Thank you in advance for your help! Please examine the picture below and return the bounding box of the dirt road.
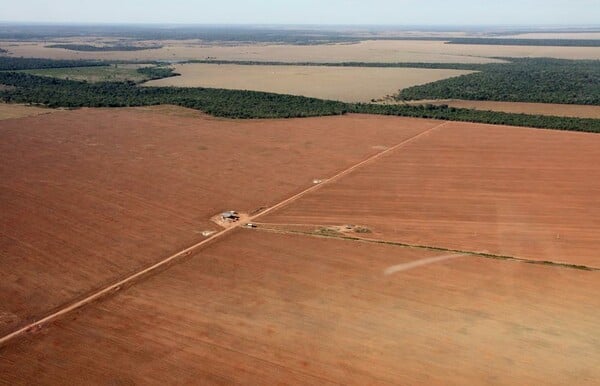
[0,121,447,347]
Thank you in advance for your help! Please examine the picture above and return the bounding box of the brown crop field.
[0,107,437,337]
[402,100,600,119]
[1,230,599,385]
[144,63,474,102]
[262,122,600,267]
[8,39,600,62]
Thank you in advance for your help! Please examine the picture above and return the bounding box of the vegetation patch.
[314,227,344,237]
[136,66,179,81]
[354,226,372,234]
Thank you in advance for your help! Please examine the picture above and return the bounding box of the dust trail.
[384,253,465,275]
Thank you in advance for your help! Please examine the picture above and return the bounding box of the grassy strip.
[255,226,598,272]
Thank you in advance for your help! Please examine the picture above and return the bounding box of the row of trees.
[353,103,600,132]
[1,71,598,132]
[0,57,106,71]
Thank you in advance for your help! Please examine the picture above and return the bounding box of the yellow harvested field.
[0,103,55,120]
[0,40,541,63]
[144,63,474,102]
[403,100,600,119]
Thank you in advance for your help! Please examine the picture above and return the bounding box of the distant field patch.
[144,63,474,102]
[5,40,600,62]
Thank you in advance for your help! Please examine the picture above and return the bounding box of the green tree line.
[1,71,598,132]
[0,57,106,71]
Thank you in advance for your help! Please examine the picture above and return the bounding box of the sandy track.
[0,120,445,347]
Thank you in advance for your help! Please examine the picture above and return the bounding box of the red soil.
[262,122,600,266]
[0,108,437,336]
[1,230,599,385]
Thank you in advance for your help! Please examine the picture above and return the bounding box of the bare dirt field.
[401,99,600,119]
[0,108,437,336]
[1,230,599,385]
[10,39,598,62]
[0,103,54,120]
[261,122,600,267]
[144,63,474,102]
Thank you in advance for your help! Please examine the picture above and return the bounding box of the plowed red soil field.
[1,230,599,385]
[0,107,437,336]
[262,122,600,267]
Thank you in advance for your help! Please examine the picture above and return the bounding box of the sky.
[0,0,598,26]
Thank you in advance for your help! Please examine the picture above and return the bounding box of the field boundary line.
[252,226,600,272]
[0,121,444,347]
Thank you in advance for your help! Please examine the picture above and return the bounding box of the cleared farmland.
[261,122,600,267]
[0,102,54,120]
[1,230,599,385]
[0,107,437,336]
[7,39,600,62]
[402,100,600,119]
[144,63,474,102]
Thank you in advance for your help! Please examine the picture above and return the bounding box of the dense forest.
[46,44,163,51]
[397,58,600,105]
[1,71,598,132]
[0,57,106,71]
